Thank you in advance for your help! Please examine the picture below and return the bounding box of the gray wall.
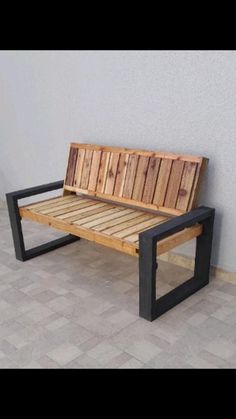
[0,50,236,272]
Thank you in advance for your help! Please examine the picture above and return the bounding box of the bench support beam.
[139,206,215,321]
[6,181,80,262]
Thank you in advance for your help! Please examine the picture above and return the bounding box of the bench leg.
[139,213,214,321]
[6,193,80,262]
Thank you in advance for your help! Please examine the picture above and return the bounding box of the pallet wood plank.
[23,195,78,211]
[63,203,115,223]
[143,157,161,203]
[97,152,111,193]
[80,149,93,189]
[153,159,173,206]
[57,202,107,220]
[104,152,120,195]
[74,207,125,226]
[42,200,98,217]
[65,147,78,186]
[102,213,155,236]
[132,156,149,201]
[113,153,129,197]
[74,149,85,187]
[122,154,139,199]
[164,160,185,208]
[92,210,144,232]
[79,208,132,228]
[88,150,102,191]
[113,216,166,239]
[176,162,197,211]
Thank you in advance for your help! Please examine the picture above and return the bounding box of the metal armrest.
[5,180,79,262]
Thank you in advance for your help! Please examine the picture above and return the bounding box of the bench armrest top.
[139,206,215,244]
[5,180,64,200]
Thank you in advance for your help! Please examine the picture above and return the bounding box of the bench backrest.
[64,143,208,215]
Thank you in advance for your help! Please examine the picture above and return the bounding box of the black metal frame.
[6,180,80,262]
[139,206,215,321]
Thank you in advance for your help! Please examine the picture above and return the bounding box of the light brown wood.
[122,154,139,199]
[97,152,110,193]
[80,149,93,189]
[88,150,102,191]
[70,142,203,163]
[74,149,85,187]
[102,213,156,235]
[104,152,120,195]
[132,156,149,201]
[188,158,208,210]
[176,162,197,211]
[164,160,185,208]
[153,159,172,206]
[113,153,129,197]
[19,196,202,258]
[142,157,160,203]
[92,210,144,232]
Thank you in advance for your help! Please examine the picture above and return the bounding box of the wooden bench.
[6,143,215,321]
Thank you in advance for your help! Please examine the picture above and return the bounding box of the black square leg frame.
[139,206,215,321]
[6,180,80,262]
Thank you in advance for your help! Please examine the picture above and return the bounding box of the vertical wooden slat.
[122,154,139,199]
[188,158,208,210]
[104,152,120,195]
[80,149,93,189]
[143,157,161,204]
[65,147,78,186]
[153,159,172,206]
[74,148,85,187]
[114,153,129,197]
[132,156,149,201]
[88,150,102,191]
[164,160,185,208]
[176,162,197,211]
[97,152,111,193]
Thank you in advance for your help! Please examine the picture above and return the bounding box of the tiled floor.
[1,207,236,368]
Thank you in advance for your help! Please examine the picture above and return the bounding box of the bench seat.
[19,194,202,258]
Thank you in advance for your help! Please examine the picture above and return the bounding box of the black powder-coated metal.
[139,206,215,321]
[6,180,79,261]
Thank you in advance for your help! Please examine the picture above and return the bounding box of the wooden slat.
[176,162,197,211]
[164,160,185,208]
[64,187,185,216]
[92,210,144,232]
[80,149,93,189]
[104,152,120,195]
[57,202,107,220]
[41,200,98,217]
[74,207,125,226]
[70,143,203,163]
[132,156,149,201]
[63,203,115,223]
[188,158,208,210]
[74,149,85,187]
[97,152,110,193]
[80,208,132,229]
[88,150,102,191]
[113,153,129,197]
[38,198,91,214]
[156,224,202,256]
[153,159,173,206]
[102,213,154,235]
[113,216,166,239]
[126,218,167,243]
[65,147,78,186]
[22,195,78,211]
[122,155,139,199]
[143,157,160,203]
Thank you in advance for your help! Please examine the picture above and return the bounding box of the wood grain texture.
[63,144,208,213]
[142,157,160,203]
[153,159,173,206]
[122,155,139,199]
[132,156,149,201]
[97,152,110,193]
[164,160,185,208]
[104,152,120,195]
